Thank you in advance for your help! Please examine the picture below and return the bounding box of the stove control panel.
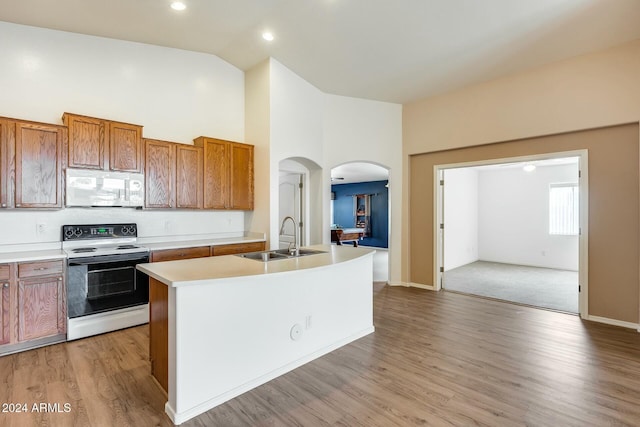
[62,224,138,241]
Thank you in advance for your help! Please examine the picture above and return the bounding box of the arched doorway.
[278,157,323,250]
[330,162,390,282]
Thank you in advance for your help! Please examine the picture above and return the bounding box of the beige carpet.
[443,261,578,313]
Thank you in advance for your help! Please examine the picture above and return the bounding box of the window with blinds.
[549,183,579,235]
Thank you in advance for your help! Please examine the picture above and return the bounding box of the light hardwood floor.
[1,283,640,426]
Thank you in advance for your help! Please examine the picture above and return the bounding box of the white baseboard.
[586,315,640,331]
[387,281,437,291]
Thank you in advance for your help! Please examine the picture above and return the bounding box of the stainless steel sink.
[238,248,327,262]
[240,251,289,261]
[272,248,327,257]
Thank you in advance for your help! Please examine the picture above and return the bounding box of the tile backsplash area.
[0,209,245,248]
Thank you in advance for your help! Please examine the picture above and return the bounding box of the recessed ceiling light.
[262,32,274,41]
[171,2,186,11]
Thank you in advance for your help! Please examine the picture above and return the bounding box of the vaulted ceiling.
[2,0,640,103]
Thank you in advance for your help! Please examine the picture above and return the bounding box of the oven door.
[67,252,149,319]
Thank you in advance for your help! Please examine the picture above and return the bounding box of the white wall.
[478,164,579,270]
[268,59,325,248]
[0,22,248,249]
[323,94,403,284]
[443,168,479,270]
[0,22,244,143]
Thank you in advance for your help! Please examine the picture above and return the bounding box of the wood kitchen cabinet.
[175,144,203,209]
[144,139,203,210]
[211,242,265,256]
[16,260,66,342]
[194,137,254,210]
[151,246,211,262]
[0,119,15,209]
[14,121,65,208]
[145,138,176,209]
[63,112,143,173]
[0,264,11,346]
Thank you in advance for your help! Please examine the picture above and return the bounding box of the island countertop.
[136,244,374,287]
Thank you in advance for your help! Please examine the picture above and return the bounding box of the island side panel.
[149,277,169,394]
[170,253,374,423]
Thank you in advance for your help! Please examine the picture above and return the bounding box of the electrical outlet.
[305,315,312,329]
[36,223,46,235]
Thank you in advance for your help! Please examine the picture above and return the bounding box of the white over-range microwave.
[65,168,144,207]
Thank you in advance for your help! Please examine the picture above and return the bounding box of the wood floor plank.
[1,283,640,426]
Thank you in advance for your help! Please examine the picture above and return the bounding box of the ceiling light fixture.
[523,164,536,172]
[170,2,186,11]
[262,32,275,41]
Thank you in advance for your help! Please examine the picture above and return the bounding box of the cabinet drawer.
[151,246,211,262]
[211,242,265,256]
[18,260,64,278]
[0,264,10,281]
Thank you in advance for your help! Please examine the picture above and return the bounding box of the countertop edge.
[138,246,375,287]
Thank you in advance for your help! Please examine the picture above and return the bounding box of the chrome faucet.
[279,216,299,256]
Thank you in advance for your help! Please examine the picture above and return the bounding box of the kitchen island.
[137,244,375,425]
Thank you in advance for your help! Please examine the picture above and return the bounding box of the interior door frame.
[278,170,306,248]
[433,149,589,318]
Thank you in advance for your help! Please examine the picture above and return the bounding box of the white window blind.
[549,183,579,235]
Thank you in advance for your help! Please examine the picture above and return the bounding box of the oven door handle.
[68,253,149,266]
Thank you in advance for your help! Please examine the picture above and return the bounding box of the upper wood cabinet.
[110,121,143,172]
[144,139,203,209]
[0,119,15,209]
[194,137,254,210]
[14,121,65,208]
[145,138,176,209]
[176,144,203,209]
[63,113,143,173]
[229,143,254,210]
[64,114,104,169]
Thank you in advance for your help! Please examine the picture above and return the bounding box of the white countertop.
[137,244,375,287]
[0,249,67,263]
[0,234,266,263]
[141,235,265,251]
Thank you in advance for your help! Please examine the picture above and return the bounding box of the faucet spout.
[279,216,299,256]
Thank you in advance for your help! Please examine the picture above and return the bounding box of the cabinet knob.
[15,203,21,207]
[1,203,6,207]
[2,283,8,288]
[58,277,62,281]
[36,267,47,271]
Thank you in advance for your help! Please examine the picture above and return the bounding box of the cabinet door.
[0,120,15,208]
[176,144,203,209]
[151,246,211,262]
[201,138,229,209]
[0,264,11,345]
[229,143,254,210]
[145,139,176,208]
[14,122,63,208]
[212,242,265,256]
[64,113,105,169]
[110,121,142,172]
[17,275,66,341]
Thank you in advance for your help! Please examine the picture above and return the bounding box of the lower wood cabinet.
[211,242,265,256]
[151,246,211,262]
[0,259,66,353]
[149,277,168,393]
[17,275,66,342]
[150,242,266,263]
[0,264,11,346]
